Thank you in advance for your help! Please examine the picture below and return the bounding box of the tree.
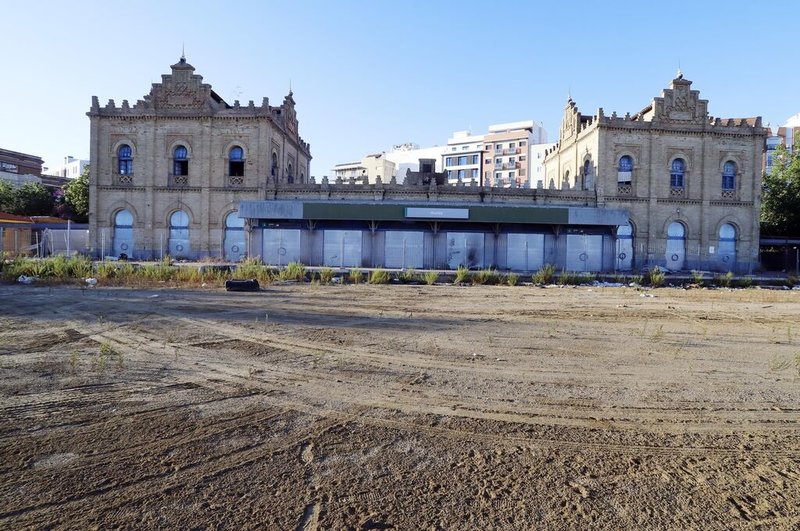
[63,164,89,222]
[10,182,53,216]
[0,179,14,213]
[761,144,800,237]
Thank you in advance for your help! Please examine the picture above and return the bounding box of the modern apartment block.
[482,121,547,188]
[443,131,484,185]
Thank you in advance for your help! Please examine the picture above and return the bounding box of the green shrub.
[505,273,520,286]
[472,268,500,285]
[787,275,798,288]
[647,266,665,288]
[319,267,334,284]
[532,264,557,285]
[348,268,363,284]
[557,270,582,285]
[690,270,705,285]
[399,269,417,284]
[233,257,272,284]
[737,276,754,289]
[629,275,643,285]
[280,261,306,282]
[713,271,734,288]
[454,265,470,284]
[368,268,391,284]
[423,271,439,285]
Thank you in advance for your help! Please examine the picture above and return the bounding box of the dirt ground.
[0,282,799,530]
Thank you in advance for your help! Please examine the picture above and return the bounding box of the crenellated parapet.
[87,56,312,155]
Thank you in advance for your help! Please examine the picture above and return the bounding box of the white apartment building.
[43,156,89,179]
[383,143,446,184]
[442,131,484,185]
[529,142,557,188]
[332,153,395,184]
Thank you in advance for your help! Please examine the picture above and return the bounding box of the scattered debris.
[85,278,97,287]
[225,278,260,292]
[17,275,36,284]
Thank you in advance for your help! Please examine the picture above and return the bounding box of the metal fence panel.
[507,233,545,271]
[384,231,424,269]
[263,229,302,266]
[323,230,363,267]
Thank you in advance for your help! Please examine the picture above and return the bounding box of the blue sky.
[1,0,798,176]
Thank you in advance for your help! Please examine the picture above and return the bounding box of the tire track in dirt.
[0,414,344,525]
[29,305,799,457]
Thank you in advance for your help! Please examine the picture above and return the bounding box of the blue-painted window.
[229,146,244,176]
[722,161,736,190]
[619,155,633,172]
[173,145,188,176]
[118,144,133,175]
[670,158,685,188]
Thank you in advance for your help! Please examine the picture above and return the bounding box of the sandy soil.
[0,282,799,530]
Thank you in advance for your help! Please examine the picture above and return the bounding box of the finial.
[289,78,293,97]
[180,43,186,63]
[676,60,683,79]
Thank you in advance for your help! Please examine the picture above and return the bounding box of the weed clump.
[532,264,557,285]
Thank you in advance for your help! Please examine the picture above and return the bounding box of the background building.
[88,56,311,260]
[0,148,43,188]
[443,131,484,185]
[43,156,89,179]
[332,153,395,184]
[382,143,446,184]
[543,74,767,273]
[483,121,547,188]
[765,112,800,174]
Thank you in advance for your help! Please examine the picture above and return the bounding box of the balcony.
[669,187,685,198]
[227,175,244,186]
[168,173,189,187]
[113,173,134,186]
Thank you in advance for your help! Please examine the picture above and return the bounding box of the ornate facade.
[87,57,311,259]
[543,74,767,273]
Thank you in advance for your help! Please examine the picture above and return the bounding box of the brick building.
[88,56,311,259]
[543,73,767,273]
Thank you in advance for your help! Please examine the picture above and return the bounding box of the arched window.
[113,209,134,258]
[300,171,305,183]
[168,210,190,258]
[271,152,278,177]
[616,221,634,271]
[564,170,570,186]
[229,146,244,177]
[722,161,736,190]
[224,211,246,261]
[618,155,633,184]
[670,159,685,188]
[287,162,294,183]
[118,145,133,175]
[666,221,686,271]
[718,223,736,270]
[173,145,188,176]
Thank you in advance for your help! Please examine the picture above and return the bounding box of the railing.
[669,187,684,198]
[114,173,134,186]
[168,173,189,187]
[617,184,632,195]
[228,175,244,186]
[721,189,736,200]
